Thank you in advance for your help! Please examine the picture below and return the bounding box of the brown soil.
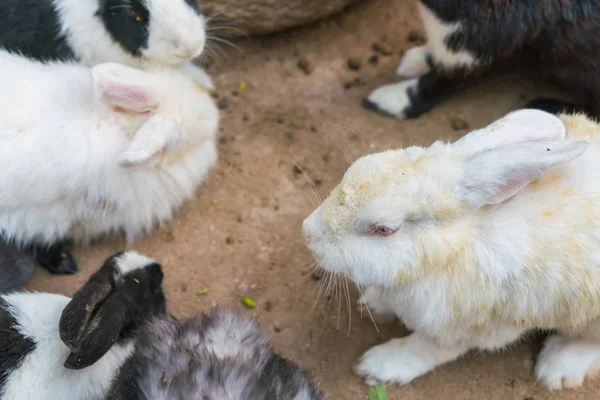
[27,0,599,399]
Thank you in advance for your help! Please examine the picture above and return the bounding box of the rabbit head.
[90,62,218,167]
[59,251,165,370]
[303,110,588,287]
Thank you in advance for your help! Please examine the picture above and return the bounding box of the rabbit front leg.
[395,45,433,79]
[180,61,215,91]
[354,321,527,386]
[354,333,470,385]
[536,324,600,390]
[363,70,463,119]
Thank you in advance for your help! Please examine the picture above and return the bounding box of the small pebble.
[242,113,250,122]
[219,137,227,145]
[314,179,322,187]
[371,42,392,56]
[273,325,281,333]
[217,98,230,110]
[309,125,317,133]
[343,77,366,90]
[236,215,243,223]
[293,165,303,175]
[407,30,426,43]
[450,116,470,130]
[347,58,361,71]
[368,55,379,65]
[225,236,234,245]
[180,283,187,292]
[297,58,312,74]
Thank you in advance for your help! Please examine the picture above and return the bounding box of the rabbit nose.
[302,209,326,244]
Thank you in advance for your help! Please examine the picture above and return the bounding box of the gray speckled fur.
[107,308,326,400]
[0,238,36,293]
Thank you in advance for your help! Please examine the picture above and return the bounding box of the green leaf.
[195,288,210,296]
[367,385,389,400]
[242,297,256,308]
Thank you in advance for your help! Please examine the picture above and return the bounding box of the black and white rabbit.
[0,0,214,90]
[107,308,326,399]
[363,0,600,119]
[0,251,325,399]
[0,251,166,400]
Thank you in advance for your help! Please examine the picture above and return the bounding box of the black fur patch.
[30,242,78,275]
[97,0,150,56]
[0,298,36,391]
[0,0,74,60]
[184,0,203,15]
[0,238,37,294]
[416,0,600,118]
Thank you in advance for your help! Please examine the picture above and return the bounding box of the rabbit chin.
[308,238,411,288]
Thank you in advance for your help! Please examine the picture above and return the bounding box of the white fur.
[303,109,600,389]
[0,293,133,400]
[395,45,432,78]
[417,2,478,70]
[355,335,468,386]
[0,50,219,245]
[536,332,600,390]
[365,78,419,119]
[116,251,156,274]
[53,0,213,89]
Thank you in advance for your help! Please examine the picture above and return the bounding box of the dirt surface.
[27,0,600,399]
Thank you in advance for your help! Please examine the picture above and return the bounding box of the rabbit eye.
[126,9,144,22]
[371,225,399,237]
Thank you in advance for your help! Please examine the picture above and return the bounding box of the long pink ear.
[457,140,588,208]
[119,115,182,167]
[92,63,159,113]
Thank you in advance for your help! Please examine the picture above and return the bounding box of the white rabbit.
[303,109,600,390]
[0,50,218,272]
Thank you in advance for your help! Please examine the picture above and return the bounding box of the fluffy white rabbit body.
[0,50,218,245]
[303,109,600,390]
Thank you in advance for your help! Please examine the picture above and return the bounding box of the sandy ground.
[26,0,600,399]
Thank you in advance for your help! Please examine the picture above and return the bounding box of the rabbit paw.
[354,338,436,385]
[536,334,600,390]
[357,287,397,321]
[182,62,215,91]
[34,243,78,275]
[362,78,419,119]
[396,45,432,79]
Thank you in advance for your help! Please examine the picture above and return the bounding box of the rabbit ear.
[59,254,125,353]
[92,63,160,113]
[118,115,182,167]
[452,109,566,154]
[457,140,588,208]
[62,293,130,370]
